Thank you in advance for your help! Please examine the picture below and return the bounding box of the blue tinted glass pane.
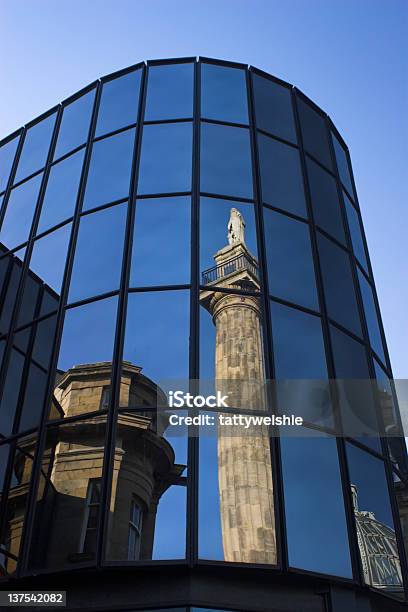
[57,296,118,371]
[307,158,345,244]
[200,123,253,199]
[264,210,318,309]
[15,114,56,182]
[83,129,134,211]
[0,349,25,436]
[358,270,386,363]
[138,123,192,195]
[201,63,248,124]
[19,363,48,432]
[332,133,354,197]
[30,223,71,295]
[96,70,142,136]
[145,63,194,121]
[0,443,9,493]
[0,253,23,336]
[68,204,126,302]
[0,136,19,192]
[344,194,368,272]
[318,233,362,337]
[297,98,332,170]
[0,174,42,250]
[17,273,40,326]
[253,74,296,142]
[130,197,190,287]
[38,149,85,233]
[281,431,352,577]
[331,325,369,378]
[271,301,327,378]
[258,134,306,217]
[54,90,95,159]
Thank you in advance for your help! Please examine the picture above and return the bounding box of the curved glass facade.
[0,57,407,610]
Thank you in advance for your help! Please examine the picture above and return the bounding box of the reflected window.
[69,204,126,303]
[0,136,19,192]
[332,133,354,197]
[96,70,142,137]
[54,90,95,160]
[297,98,332,169]
[81,479,101,554]
[264,210,318,310]
[38,149,85,233]
[252,73,296,142]
[0,349,24,436]
[137,123,192,195]
[83,129,135,211]
[201,63,248,124]
[145,63,193,121]
[344,192,368,273]
[14,114,56,183]
[130,197,190,287]
[0,173,42,250]
[307,158,345,244]
[30,223,72,295]
[318,233,362,337]
[128,497,143,560]
[258,134,306,217]
[358,269,386,364]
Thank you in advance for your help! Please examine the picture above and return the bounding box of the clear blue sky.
[1,0,407,376]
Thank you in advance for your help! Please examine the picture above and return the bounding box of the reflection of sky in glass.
[201,63,248,125]
[14,113,56,183]
[54,89,95,160]
[0,173,42,249]
[253,73,296,143]
[95,70,142,137]
[297,98,332,170]
[307,158,345,245]
[332,134,354,197]
[198,434,224,560]
[30,223,71,293]
[145,63,193,121]
[152,485,186,559]
[0,136,19,192]
[344,194,368,273]
[358,269,385,364]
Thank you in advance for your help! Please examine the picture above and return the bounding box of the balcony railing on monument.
[201,253,259,285]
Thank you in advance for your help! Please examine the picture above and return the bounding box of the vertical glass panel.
[0,252,23,336]
[281,430,352,577]
[307,158,345,244]
[82,129,134,211]
[137,123,192,195]
[19,362,48,431]
[14,114,56,183]
[252,74,296,143]
[54,89,95,159]
[201,63,248,124]
[32,314,58,370]
[96,70,142,137]
[0,174,42,250]
[16,273,40,326]
[332,133,354,197]
[37,149,85,233]
[130,197,190,287]
[0,443,9,493]
[264,210,318,310]
[297,98,332,170]
[0,136,19,192]
[318,233,362,337]
[68,204,126,303]
[258,134,306,217]
[200,123,253,199]
[30,223,71,297]
[0,349,25,436]
[346,444,403,592]
[200,198,258,293]
[358,269,386,364]
[145,63,194,121]
[344,193,368,273]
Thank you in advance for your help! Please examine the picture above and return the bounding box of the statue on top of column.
[228,208,245,246]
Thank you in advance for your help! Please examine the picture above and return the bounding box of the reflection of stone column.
[200,210,276,564]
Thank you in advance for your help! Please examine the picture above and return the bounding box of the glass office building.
[0,57,407,611]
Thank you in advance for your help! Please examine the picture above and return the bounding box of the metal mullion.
[200,191,254,204]
[98,64,148,567]
[200,117,249,130]
[17,82,103,574]
[33,217,74,242]
[143,117,193,126]
[100,61,145,86]
[128,284,190,294]
[199,56,248,70]
[65,289,120,311]
[51,142,88,166]
[269,294,320,318]
[292,89,363,585]
[92,122,137,143]
[247,67,285,571]
[78,197,129,218]
[136,191,191,200]
[262,202,309,224]
[256,126,299,150]
[0,130,24,225]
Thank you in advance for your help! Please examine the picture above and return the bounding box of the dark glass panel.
[19,363,48,431]
[145,63,193,121]
[30,223,71,296]
[0,443,9,493]
[0,136,19,192]
[14,114,56,183]
[37,149,85,233]
[0,349,25,435]
[332,133,354,197]
[96,70,142,137]
[258,134,306,217]
[54,90,95,160]
[0,174,42,250]
[358,270,385,363]
[201,63,248,124]
[344,192,368,272]
[307,158,345,244]
[252,73,296,142]
[297,97,332,169]
[0,252,24,336]
[137,122,192,195]
[200,123,253,199]
[32,314,58,370]
[264,210,318,310]
[16,273,40,327]
[68,204,126,303]
[318,233,362,337]
[82,129,134,211]
[130,197,190,287]
[13,326,31,353]
[281,430,352,577]
[39,287,59,318]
